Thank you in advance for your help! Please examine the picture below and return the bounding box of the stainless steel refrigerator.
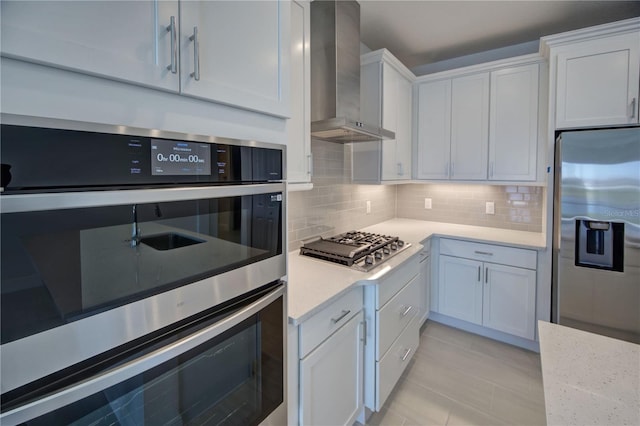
[553,127,640,344]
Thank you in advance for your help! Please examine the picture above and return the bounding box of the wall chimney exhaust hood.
[310,0,395,143]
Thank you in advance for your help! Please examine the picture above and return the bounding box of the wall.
[287,140,396,251]
[396,183,544,233]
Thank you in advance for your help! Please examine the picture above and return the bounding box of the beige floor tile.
[384,378,452,426]
[368,321,547,426]
[404,351,495,413]
[446,400,507,426]
[490,385,547,426]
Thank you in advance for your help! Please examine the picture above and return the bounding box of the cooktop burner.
[299,231,410,272]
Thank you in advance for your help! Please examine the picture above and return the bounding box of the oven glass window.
[0,194,282,344]
[20,296,284,426]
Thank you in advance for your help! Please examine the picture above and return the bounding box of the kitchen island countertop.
[538,321,640,426]
[288,219,545,324]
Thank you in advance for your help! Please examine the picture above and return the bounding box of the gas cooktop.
[299,231,411,272]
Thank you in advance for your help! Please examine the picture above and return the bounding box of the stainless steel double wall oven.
[0,115,287,425]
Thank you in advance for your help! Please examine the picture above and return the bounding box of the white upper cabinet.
[286,0,312,184]
[541,17,640,129]
[416,80,451,179]
[1,0,291,118]
[180,1,290,117]
[354,49,413,183]
[450,72,490,180]
[415,55,543,183]
[0,0,180,92]
[489,63,539,181]
[554,32,640,128]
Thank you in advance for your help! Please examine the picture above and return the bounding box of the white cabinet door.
[418,251,431,324]
[438,255,483,325]
[180,0,290,117]
[381,62,413,180]
[450,73,489,180]
[416,80,451,180]
[489,64,539,181]
[556,32,640,128]
[0,0,180,92]
[286,0,311,184]
[483,263,536,340]
[300,311,364,426]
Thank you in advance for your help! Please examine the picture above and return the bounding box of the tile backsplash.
[396,183,543,233]
[288,141,544,251]
[287,140,395,251]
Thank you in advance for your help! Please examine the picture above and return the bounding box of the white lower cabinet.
[438,239,537,340]
[300,311,364,426]
[365,253,421,411]
[297,288,364,426]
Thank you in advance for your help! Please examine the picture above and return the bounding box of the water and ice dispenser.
[575,220,624,272]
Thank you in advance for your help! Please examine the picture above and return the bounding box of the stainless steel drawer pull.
[477,266,481,281]
[474,250,493,256]
[485,267,489,283]
[401,347,412,361]
[331,309,351,324]
[166,16,177,74]
[632,98,637,119]
[401,305,413,317]
[189,26,200,81]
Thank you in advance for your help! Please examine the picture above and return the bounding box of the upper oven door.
[0,183,286,394]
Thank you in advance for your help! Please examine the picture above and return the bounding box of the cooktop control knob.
[375,251,383,260]
[365,255,374,265]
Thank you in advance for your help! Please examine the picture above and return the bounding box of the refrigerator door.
[553,128,640,343]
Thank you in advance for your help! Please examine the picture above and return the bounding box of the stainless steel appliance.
[310,0,394,143]
[553,127,640,343]
[0,115,287,424]
[300,231,410,271]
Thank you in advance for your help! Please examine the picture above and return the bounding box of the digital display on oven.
[151,139,212,176]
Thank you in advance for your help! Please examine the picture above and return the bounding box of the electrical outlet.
[424,198,432,209]
[366,200,371,214]
[485,201,495,215]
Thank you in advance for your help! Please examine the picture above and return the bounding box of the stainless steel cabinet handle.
[485,267,488,283]
[331,309,351,324]
[489,162,494,178]
[166,16,177,74]
[401,347,412,361]
[189,26,200,81]
[477,266,481,282]
[307,154,313,176]
[474,250,493,256]
[451,162,455,177]
[445,162,449,177]
[632,98,637,119]
[401,305,413,317]
[361,320,367,345]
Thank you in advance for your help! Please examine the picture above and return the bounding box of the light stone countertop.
[538,321,640,426]
[287,219,546,324]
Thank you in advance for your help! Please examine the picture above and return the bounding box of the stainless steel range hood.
[310,0,395,143]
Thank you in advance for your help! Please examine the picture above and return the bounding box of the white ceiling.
[359,1,640,71]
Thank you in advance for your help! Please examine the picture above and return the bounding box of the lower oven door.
[0,284,286,426]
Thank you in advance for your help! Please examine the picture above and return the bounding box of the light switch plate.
[486,201,495,215]
[424,198,432,209]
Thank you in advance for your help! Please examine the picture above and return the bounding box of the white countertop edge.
[538,321,640,426]
[287,244,423,325]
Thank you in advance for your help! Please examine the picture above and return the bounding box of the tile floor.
[365,321,547,426]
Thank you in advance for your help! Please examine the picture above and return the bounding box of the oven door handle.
[0,284,285,426]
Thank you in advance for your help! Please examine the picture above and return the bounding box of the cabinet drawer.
[439,238,536,269]
[299,287,363,358]
[376,318,419,410]
[377,254,420,308]
[377,274,421,359]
